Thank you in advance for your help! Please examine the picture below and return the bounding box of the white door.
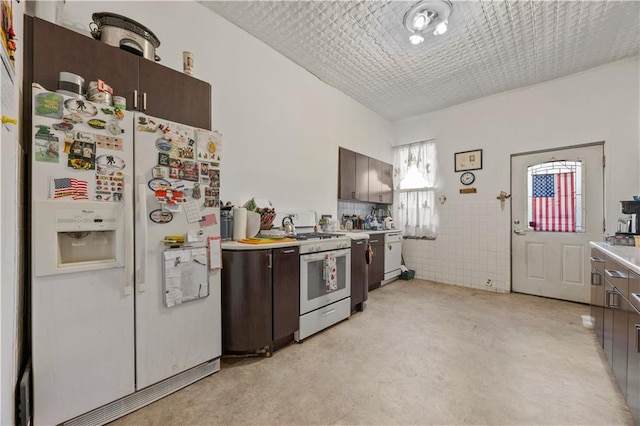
[511,144,604,303]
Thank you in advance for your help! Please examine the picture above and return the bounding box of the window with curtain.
[393,140,438,239]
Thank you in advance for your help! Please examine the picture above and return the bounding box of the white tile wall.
[401,199,511,293]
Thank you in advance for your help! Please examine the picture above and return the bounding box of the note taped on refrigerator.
[208,236,222,270]
[162,247,209,307]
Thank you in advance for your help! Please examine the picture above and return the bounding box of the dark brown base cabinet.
[221,250,272,354]
[25,16,211,130]
[368,236,384,290]
[591,247,640,424]
[272,247,300,350]
[351,239,368,312]
[221,247,300,355]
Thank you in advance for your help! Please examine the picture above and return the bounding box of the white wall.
[57,1,394,218]
[2,1,392,422]
[395,57,640,292]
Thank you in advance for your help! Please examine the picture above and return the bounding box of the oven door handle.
[300,248,351,262]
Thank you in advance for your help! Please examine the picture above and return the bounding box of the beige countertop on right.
[591,242,640,275]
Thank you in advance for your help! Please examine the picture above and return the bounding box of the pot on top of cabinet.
[90,12,161,61]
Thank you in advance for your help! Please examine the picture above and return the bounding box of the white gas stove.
[274,212,351,341]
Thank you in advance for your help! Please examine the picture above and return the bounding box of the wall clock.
[460,171,475,185]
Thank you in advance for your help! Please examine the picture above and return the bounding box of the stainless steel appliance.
[282,215,296,235]
[221,209,233,241]
[383,232,403,283]
[619,200,640,235]
[90,12,161,61]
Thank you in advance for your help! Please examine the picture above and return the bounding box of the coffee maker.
[618,200,640,235]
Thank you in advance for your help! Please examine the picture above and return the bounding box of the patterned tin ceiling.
[201,1,640,121]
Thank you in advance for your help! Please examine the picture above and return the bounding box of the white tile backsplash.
[337,200,390,226]
[401,199,510,293]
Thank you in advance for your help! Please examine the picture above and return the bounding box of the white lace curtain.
[393,140,438,239]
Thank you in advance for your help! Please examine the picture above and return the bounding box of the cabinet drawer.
[296,297,350,342]
[605,260,629,298]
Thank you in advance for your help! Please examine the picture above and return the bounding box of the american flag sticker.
[53,177,89,200]
[199,213,218,228]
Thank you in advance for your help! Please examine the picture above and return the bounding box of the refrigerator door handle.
[136,175,148,292]
[123,174,134,295]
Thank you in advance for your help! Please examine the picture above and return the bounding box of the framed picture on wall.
[455,149,482,172]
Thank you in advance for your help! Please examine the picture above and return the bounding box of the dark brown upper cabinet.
[26,16,211,130]
[339,147,392,204]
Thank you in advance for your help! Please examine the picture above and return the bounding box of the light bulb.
[433,19,448,35]
[409,33,424,45]
[412,12,431,31]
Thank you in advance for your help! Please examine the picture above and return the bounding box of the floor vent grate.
[63,359,220,426]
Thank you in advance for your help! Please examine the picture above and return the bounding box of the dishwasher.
[383,232,403,283]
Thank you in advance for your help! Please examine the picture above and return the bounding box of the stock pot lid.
[92,12,161,48]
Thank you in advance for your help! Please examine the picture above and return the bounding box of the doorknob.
[513,229,527,235]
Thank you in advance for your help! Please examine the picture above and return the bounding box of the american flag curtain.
[531,172,576,232]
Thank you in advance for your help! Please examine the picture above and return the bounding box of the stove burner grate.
[293,232,345,240]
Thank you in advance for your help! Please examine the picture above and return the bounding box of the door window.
[526,160,584,232]
[305,256,347,300]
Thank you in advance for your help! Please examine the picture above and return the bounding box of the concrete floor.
[112,279,633,425]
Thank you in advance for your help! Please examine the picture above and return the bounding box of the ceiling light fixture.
[403,0,452,45]
[409,34,425,45]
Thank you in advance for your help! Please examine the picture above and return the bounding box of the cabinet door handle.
[636,325,640,353]
[591,271,602,286]
[133,89,138,109]
[605,269,628,279]
[606,290,620,309]
[370,239,379,243]
[281,249,296,254]
[354,241,364,245]
[143,92,147,111]
[267,253,272,269]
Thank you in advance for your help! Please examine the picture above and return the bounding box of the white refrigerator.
[30,86,222,425]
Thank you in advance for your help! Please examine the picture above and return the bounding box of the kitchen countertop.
[222,240,300,250]
[591,242,640,275]
[340,229,402,240]
[341,232,370,240]
[221,229,403,249]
